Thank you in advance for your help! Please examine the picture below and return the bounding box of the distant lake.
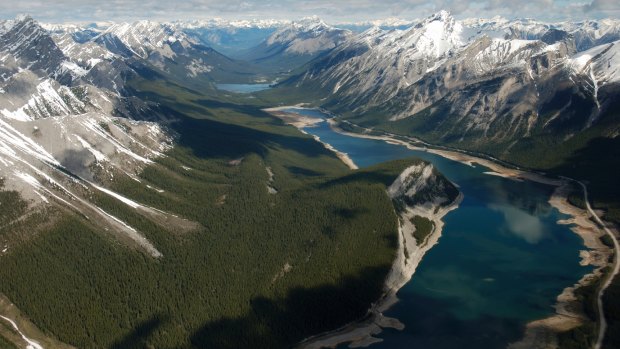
[284,107,590,349]
[215,83,272,93]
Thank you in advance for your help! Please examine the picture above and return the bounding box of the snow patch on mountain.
[1,79,85,121]
[413,10,464,58]
[186,58,213,77]
[96,20,196,59]
[570,41,620,84]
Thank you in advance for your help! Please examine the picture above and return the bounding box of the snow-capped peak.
[13,14,34,24]
[1,14,37,35]
[96,20,196,58]
[296,15,328,28]
[570,40,620,84]
[41,23,85,33]
[338,17,417,28]
[429,10,452,22]
[462,15,510,27]
[395,10,463,59]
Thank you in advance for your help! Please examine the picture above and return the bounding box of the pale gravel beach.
[263,107,358,170]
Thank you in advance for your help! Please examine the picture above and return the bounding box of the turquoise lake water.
[215,83,271,93]
[283,107,590,349]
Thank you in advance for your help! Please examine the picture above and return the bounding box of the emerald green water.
[285,108,590,349]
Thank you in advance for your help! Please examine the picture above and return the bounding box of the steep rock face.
[285,11,467,110]
[83,20,256,83]
[0,76,86,121]
[0,15,173,185]
[0,17,121,120]
[42,22,104,43]
[570,41,620,86]
[0,16,151,127]
[0,16,66,74]
[53,32,115,67]
[41,17,266,92]
[463,17,620,51]
[0,16,177,257]
[378,36,572,121]
[381,38,620,144]
[387,162,459,207]
[95,20,197,59]
[383,162,460,299]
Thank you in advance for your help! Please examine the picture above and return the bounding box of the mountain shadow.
[190,265,391,349]
[109,315,167,349]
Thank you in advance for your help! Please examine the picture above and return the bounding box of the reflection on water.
[488,204,546,244]
[290,108,590,349]
[484,179,555,218]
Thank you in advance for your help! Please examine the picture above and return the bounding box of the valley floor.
[0,82,445,349]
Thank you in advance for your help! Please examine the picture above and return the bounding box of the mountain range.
[278,11,620,181]
[2,7,619,262]
[1,9,619,259]
[0,10,619,349]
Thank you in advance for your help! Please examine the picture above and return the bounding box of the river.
[283,107,590,349]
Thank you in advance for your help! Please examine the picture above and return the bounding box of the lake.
[284,107,590,349]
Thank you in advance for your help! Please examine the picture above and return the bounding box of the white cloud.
[0,0,617,23]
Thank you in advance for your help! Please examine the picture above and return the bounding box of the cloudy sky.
[1,0,618,23]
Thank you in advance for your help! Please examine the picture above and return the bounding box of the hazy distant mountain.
[335,17,418,32]
[174,19,289,55]
[237,16,352,72]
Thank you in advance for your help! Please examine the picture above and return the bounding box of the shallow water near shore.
[285,108,590,349]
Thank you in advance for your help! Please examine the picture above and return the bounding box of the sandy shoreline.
[263,107,358,170]
[266,107,616,348]
[328,119,561,186]
[263,106,325,128]
[508,182,614,349]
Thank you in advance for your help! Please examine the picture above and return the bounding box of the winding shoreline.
[263,106,358,170]
[266,107,465,347]
[508,182,615,349]
[266,107,616,348]
[327,118,617,348]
